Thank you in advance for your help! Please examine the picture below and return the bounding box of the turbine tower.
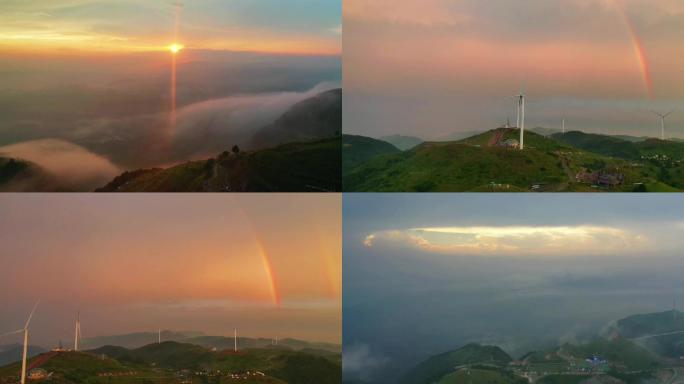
[0,303,39,384]
[513,92,526,150]
[562,118,566,134]
[158,329,161,344]
[234,328,238,352]
[652,111,674,140]
[74,311,81,352]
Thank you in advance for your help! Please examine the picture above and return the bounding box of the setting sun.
[168,43,184,54]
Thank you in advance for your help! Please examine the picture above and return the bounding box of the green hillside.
[559,338,660,371]
[552,131,640,159]
[97,137,341,192]
[0,341,340,384]
[613,310,684,359]
[615,310,684,338]
[0,351,162,384]
[436,367,526,384]
[399,343,512,384]
[552,131,684,161]
[251,89,341,149]
[342,134,400,174]
[344,129,682,192]
[379,135,423,150]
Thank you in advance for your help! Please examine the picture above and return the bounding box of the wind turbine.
[158,329,161,344]
[562,118,566,134]
[233,328,238,352]
[512,91,526,149]
[652,111,674,140]
[0,302,39,384]
[74,311,81,351]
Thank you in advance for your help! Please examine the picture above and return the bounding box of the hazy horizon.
[344,194,684,383]
[344,0,684,140]
[0,194,341,348]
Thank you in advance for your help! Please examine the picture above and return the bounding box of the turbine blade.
[664,111,674,118]
[25,301,39,329]
[0,329,24,338]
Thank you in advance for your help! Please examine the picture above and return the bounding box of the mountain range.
[0,335,341,384]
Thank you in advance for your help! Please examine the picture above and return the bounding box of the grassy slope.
[96,341,340,384]
[345,129,570,191]
[0,351,160,384]
[560,338,660,371]
[552,131,640,159]
[400,344,512,384]
[98,137,341,192]
[342,134,400,174]
[436,368,526,384]
[614,311,684,359]
[2,342,340,384]
[344,129,679,192]
[379,135,423,151]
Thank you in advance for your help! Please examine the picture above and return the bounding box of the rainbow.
[231,198,282,307]
[613,0,653,98]
[254,234,282,307]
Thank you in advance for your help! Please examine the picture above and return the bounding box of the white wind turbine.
[562,117,566,134]
[652,111,674,140]
[234,328,238,352]
[0,302,39,384]
[511,91,526,149]
[73,311,81,351]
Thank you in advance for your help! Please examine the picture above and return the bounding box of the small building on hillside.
[500,138,519,149]
[28,368,48,380]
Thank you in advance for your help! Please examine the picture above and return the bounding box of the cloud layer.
[0,138,120,190]
[363,225,642,256]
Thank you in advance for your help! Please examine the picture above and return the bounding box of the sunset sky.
[344,0,684,139]
[0,0,341,55]
[0,1,341,190]
[0,194,341,347]
[344,194,684,383]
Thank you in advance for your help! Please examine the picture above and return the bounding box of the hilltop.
[399,344,513,384]
[0,340,341,384]
[344,128,684,192]
[342,134,400,174]
[552,131,684,161]
[610,310,684,359]
[251,89,341,149]
[97,137,340,192]
[378,135,423,150]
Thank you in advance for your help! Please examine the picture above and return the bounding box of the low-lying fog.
[0,50,340,189]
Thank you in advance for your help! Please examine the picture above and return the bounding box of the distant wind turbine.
[234,328,238,352]
[74,311,81,351]
[652,111,674,140]
[158,329,161,344]
[562,118,566,134]
[1,302,40,384]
